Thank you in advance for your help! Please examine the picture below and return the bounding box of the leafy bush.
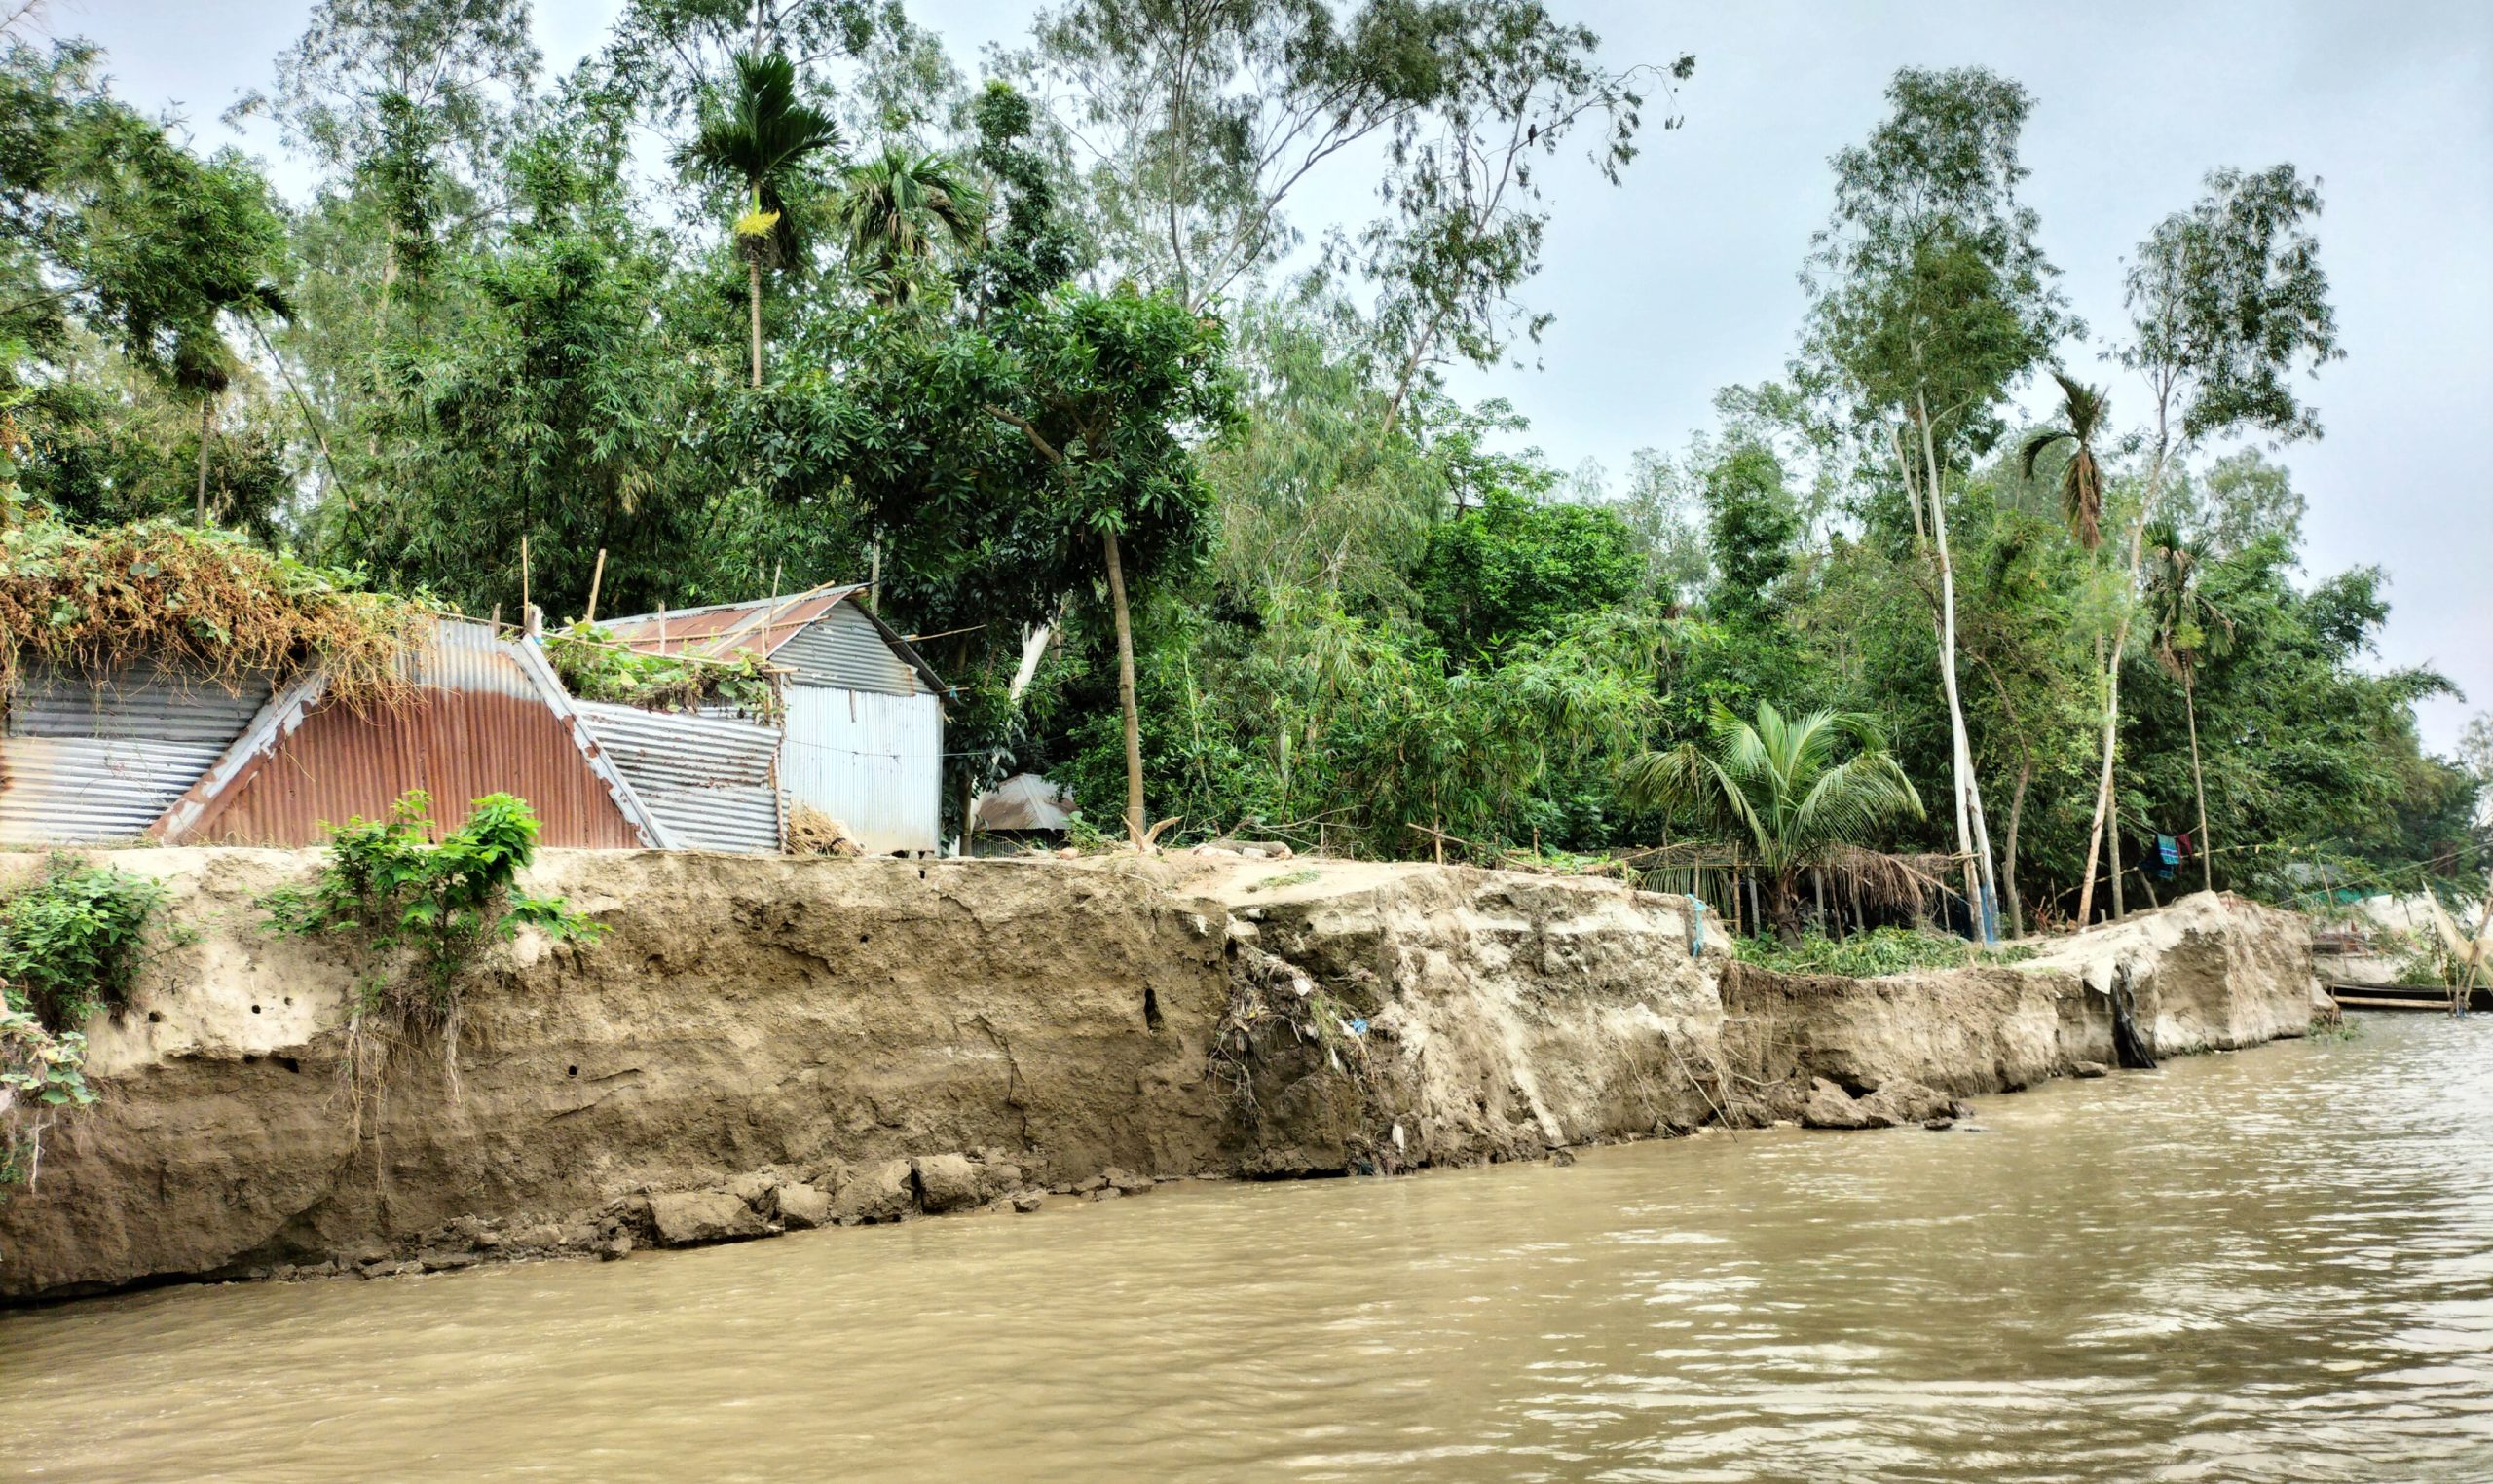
[0,856,163,1193]
[1736,926,2037,978]
[0,857,165,1031]
[543,621,780,721]
[263,791,602,1014]
[0,1002,93,1191]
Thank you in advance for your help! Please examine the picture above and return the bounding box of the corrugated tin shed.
[573,701,780,853]
[1,661,270,844]
[602,584,949,854]
[603,585,946,696]
[150,620,667,849]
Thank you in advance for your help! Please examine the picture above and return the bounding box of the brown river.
[7,1014,2492,1482]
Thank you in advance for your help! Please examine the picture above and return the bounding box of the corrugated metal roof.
[152,620,670,850]
[603,585,863,663]
[2,662,271,844]
[778,603,921,696]
[574,701,780,854]
[604,584,947,699]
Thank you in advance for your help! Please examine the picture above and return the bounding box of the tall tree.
[1801,67,2072,941]
[2143,522,2232,891]
[2020,371,2111,552]
[832,144,984,306]
[2072,164,2341,924]
[673,49,842,386]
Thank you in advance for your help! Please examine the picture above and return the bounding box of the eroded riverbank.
[6,1016,2486,1482]
[0,850,2320,1300]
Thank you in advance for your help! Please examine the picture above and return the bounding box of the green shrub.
[0,856,162,1193]
[0,857,165,1031]
[543,621,779,721]
[263,791,602,1012]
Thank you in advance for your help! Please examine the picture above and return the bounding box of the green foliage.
[0,856,165,1032]
[1736,926,2036,977]
[0,857,160,1194]
[1416,485,1641,658]
[0,997,94,1190]
[2123,164,2343,445]
[261,791,601,1018]
[543,621,779,720]
[674,49,844,273]
[1626,701,1924,929]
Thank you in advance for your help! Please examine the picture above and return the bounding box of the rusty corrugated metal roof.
[602,585,865,663]
[603,584,949,700]
[150,620,669,849]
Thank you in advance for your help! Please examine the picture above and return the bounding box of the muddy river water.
[7,1015,2492,1482]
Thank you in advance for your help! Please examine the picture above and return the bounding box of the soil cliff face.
[1219,868,1729,1174]
[0,850,1237,1299]
[0,859,2318,1303]
[1719,893,2319,1119]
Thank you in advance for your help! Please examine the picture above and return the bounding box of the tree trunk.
[1102,528,1145,846]
[2108,745,2126,918]
[193,394,213,526]
[2077,411,2174,925]
[748,255,763,389]
[2003,753,2031,939]
[2184,676,2214,893]
[2078,651,2128,921]
[1918,398,2001,942]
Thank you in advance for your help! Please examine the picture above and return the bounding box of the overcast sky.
[40,0,2493,752]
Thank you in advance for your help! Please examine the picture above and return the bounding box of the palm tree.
[833,146,986,306]
[673,51,843,387]
[2024,369,2132,920]
[2143,523,2234,893]
[2021,371,2112,551]
[1623,701,1925,936]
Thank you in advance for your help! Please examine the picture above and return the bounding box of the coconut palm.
[672,51,843,387]
[1623,701,1925,935]
[832,145,986,306]
[2021,370,2112,551]
[2143,523,2234,892]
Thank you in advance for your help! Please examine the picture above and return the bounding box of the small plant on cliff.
[0,857,164,1193]
[0,857,166,1031]
[0,997,94,1192]
[262,792,602,1101]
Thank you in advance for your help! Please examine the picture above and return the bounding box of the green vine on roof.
[0,516,435,707]
[543,620,780,721]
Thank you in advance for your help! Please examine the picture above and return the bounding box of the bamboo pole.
[583,548,608,626]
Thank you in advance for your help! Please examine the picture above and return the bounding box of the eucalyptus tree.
[2071,164,2340,925]
[674,50,842,386]
[1799,66,2073,941]
[261,0,539,333]
[2143,522,2233,891]
[1624,701,1925,937]
[1013,0,1685,414]
[833,145,985,306]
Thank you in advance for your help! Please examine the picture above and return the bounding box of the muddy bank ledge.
[0,850,2318,1301]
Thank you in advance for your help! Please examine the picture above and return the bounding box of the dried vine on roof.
[0,518,434,708]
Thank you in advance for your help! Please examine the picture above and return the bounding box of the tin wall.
[573,701,780,854]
